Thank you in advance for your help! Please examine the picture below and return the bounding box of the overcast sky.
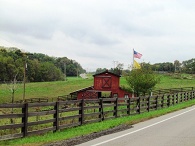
[0,0,195,71]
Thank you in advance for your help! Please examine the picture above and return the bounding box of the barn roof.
[69,86,94,94]
[93,70,121,77]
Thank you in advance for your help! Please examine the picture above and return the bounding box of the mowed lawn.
[0,74,195,103]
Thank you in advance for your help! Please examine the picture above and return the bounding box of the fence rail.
[152,87,194,95]
[0,90,195,141]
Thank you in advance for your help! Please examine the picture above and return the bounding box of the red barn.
[70,70,132,100]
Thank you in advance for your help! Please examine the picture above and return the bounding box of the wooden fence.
[15,97,49,103]
[152,87,194,95]
[0,90,195,141]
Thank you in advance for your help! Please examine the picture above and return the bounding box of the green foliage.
[126,68,160,96]
[0,46,86,82]
[152,62,174,72]
[182,58,195,74]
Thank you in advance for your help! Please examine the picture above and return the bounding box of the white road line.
[92,107,195,146]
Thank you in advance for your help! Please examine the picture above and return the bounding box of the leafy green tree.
[95,68,107,74]
[126,68,160,96]
[0,46,86,81]
[182,58,195,74]
[110,63,124,75]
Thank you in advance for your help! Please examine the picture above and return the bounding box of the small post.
[156,96,158,110]
[127,97,131,115]
[176,93,178,104]
[167,95,170,107]
[172,94,175,105]
[114,98,118,118]
[99,98,104,121]
[148,96,150,112]
[53,101,59,132]
[138,97,141,114]
[161,95,164,108]
[79,99,84,125]
[184,92,186,101]
[22,103,28,137]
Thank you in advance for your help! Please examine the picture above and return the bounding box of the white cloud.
[0,0,195,71]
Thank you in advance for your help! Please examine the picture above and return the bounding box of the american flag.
[134,50,142,59]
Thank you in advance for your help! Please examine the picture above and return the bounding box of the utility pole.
[64,62,66,81]
[22,52,33,102]
[77,64,78,78]
[23,58,26,101]
[113,60,118,68]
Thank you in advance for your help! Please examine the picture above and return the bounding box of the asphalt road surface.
[77,105,195,146]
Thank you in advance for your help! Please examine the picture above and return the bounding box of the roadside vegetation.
[1,97,194,146]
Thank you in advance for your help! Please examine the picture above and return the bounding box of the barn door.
[102,77,111,88]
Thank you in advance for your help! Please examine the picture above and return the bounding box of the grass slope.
[1,74,195,103]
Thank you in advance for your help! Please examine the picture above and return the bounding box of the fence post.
[127,97,131,115]
[79,99,84,125]
[156,96,158,110]
[138,97,141,114]
[99,98,104,121]
[180,92,183,102]
[53,101,59,132]
[148,96,150,112]
[167,95,170,107]
[114,98,118,118]
[176,93,178,104]
[184,92,186,101]
[22,103,28,137]
[161,95,164,108]
[172,94,175,105]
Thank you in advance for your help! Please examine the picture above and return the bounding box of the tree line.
[0,46,86,82]
[95,59,195,75]
[141,59,195,74]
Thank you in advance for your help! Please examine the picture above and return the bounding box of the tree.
[110,63,124,75]
[95,68,107,74]
[174,60,181,73]
[182,58,195,74]
[0,46,86,81]
[126,68,160,96]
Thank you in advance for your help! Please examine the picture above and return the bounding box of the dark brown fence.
[152,87,194,95]
[15,98,49,103]
[0,91,195,141]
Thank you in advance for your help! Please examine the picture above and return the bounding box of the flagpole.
[132,48,134,70]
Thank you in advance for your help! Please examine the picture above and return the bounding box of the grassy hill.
[0,74,195,103]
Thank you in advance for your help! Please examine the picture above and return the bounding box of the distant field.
[0,74,195,103]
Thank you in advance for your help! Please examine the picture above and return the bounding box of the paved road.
[77,105,195,146]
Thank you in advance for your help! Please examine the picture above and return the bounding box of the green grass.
[1,99,194,146]
[0,73,195,145]
[0,77,93,103]
[155,74,195,89]
[1,74,195,103]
